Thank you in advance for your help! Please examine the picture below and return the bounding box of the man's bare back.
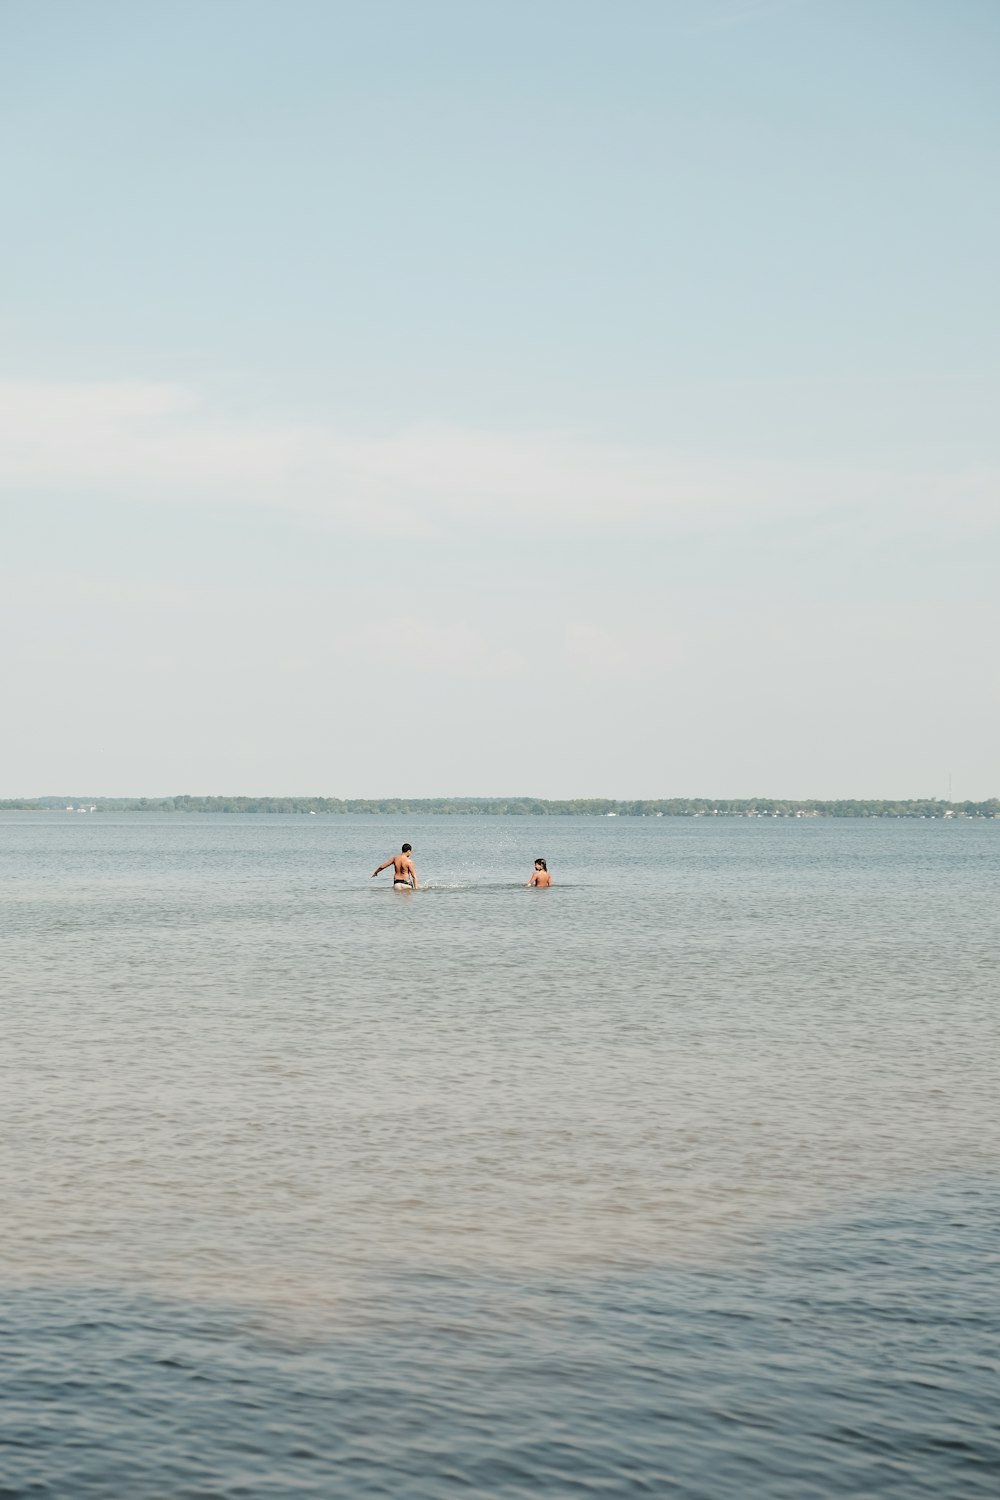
[372,843,419,890]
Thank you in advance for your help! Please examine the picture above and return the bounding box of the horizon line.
[4,794,997,811]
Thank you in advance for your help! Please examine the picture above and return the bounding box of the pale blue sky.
[2,0,997,797]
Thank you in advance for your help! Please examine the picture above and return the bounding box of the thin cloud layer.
[2,378,990,541]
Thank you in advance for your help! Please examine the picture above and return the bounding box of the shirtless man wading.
[372,843,419,891]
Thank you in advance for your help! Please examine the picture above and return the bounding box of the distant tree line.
[3,795,998,818]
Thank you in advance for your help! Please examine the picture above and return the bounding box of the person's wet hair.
[402,844,412,853]
[535,858,547,870]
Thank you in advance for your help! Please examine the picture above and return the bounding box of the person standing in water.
[528,858,551,888]
[372,843,419,890]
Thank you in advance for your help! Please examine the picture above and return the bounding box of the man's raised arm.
[372,859,392,878]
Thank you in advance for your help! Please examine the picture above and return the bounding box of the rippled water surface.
[2,813,998,1495]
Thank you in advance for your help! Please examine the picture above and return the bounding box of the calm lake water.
[2,812,998,1496]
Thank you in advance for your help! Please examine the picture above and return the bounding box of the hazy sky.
[2,0,997,798]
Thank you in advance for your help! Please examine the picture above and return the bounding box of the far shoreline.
[2,797,997,820]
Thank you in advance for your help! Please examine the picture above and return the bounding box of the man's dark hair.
[402,843,412,853]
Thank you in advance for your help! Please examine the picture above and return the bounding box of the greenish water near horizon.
[2,813,997,1495]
